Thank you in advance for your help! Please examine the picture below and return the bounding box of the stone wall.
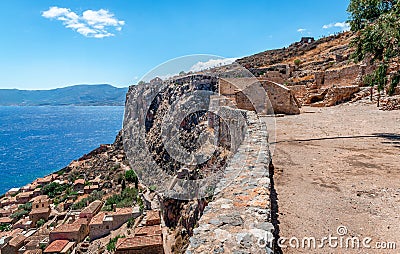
[260,80,301,115]
[319,65,361,88]
[219,78,300,115]
[187,111,275,253]
[311,86,361,107]
[235,91,256,111]
[90,209,140,240]
[288,85,307,102]
[49,224,88,243]
[208,98,248,152]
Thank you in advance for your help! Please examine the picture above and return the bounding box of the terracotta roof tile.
[146,210,160,220]
[0,217,13,224]
[30,195,49,203]
[25,240,40,247]
[74,179,85,185]
[24,250,43,254]
[80,200,102,215]
[9,234,27,247]
[89,212,105,225]
[11,228,24,236]
[52,223,82,233]
[116,235,162,250]
[114,207,132,215]
[37,175,53,183]
[44,240,69,253]
[74,218,89,225]
[134,225,162,236]
[17,191,34,198]
[0,228,22,239]
[29,208,50,215]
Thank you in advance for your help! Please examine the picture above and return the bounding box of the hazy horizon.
[0,83,129,91]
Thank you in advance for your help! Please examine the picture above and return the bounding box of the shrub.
[127,218,135,228]
[42,182,68,198]
[111,163,120,171]
[107,235,125,251]
[104,187,138,211]
[10,210,28,220]
[39,243,46,250]
[71,190,104,210]
[125,170,138,189]
[125,170,138,184]
[36,218,46,228]
[19,202,32,212]
[137,196,144,212]
[0,223,11,232]
[294,59,302,66]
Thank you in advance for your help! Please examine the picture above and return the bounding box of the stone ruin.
[233,32,375,107]
[300,37,315,44]
[219,78,301,115]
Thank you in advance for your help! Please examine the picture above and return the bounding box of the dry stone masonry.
[187,112,274,254]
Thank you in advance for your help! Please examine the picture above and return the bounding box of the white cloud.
[322,22,350,31]
[297,28,307,33]
[190,58,237,72]
[42,6,125,38]
[42,7,71,18]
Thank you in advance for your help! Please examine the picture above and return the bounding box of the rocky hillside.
[194,32,398,109]
[237,33,354,72]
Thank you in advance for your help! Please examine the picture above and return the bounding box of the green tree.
[10,210,28,220]
[19,202,32,212]
[104,187,138,210]
[71,190,104,210]
[36,218,46,228]
[125,170,138,189]
[107,235,125,251]
[42,182,68,198]
[0,224,11,232]
[348,0,400,105]
[127,217,135,228]
[347,0,394,31]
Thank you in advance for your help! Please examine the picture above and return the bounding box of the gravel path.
[273,103,400,254]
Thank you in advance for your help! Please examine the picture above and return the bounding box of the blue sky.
[0,0,350,90]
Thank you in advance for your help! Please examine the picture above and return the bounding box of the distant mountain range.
[0,84,128,106]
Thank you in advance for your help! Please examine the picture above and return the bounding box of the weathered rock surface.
[308,85,360,107]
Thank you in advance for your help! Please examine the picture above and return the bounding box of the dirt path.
[272,103,400,253]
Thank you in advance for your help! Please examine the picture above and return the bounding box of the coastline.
[0,106,125,194]
[0,139,116,197]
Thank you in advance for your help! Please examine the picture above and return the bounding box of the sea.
[0,106,125,195]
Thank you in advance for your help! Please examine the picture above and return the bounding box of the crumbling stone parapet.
[187,112,275,253]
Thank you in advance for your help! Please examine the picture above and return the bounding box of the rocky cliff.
[121,71,276,253]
